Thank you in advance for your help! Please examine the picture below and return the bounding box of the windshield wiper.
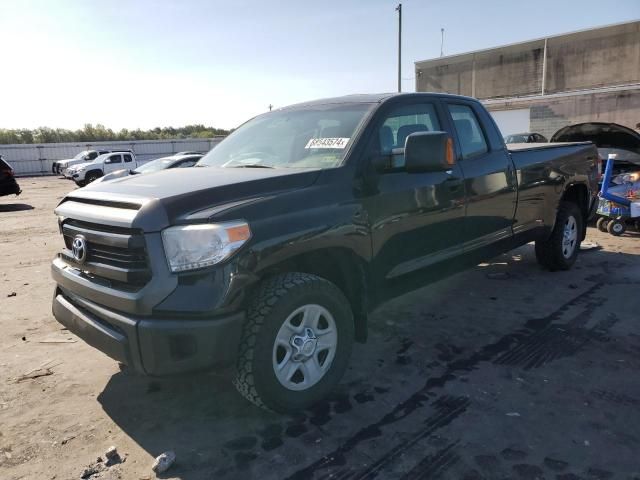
[230,164,275,169]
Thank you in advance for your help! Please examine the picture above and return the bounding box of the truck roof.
[279,92,479,110]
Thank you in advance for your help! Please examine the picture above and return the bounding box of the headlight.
[77,166,86,172]
[612,171,640,185]
[162,221,251,272]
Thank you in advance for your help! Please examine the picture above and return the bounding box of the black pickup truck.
[51,93,598,412]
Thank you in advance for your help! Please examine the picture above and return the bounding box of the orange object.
[226,224,251,242]
[446,137,455,165]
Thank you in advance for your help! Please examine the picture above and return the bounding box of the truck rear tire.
[535,201,582,271]
[233,272,354,412]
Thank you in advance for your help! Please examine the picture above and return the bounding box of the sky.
[0,0,638,131]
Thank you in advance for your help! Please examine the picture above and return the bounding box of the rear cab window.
[123,154,133,163]
[447,104,489,159]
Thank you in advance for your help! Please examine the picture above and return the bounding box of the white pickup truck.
[65,151,137,186]
[53,149,113,175]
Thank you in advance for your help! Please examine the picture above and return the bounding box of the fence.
[0,137,226,176]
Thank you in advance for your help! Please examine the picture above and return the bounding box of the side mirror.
[104,159,111,164]
[404,131,455,173]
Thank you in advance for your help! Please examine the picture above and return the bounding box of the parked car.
[504,132,548,144]
[0,155,21,197]
[93,153,203,184]
[64,151,137,186]
[551,122,640,179]
[53,150,112,175]
[51,93,598,412]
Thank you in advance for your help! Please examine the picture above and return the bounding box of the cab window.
[377,103,441,168]
[108,154,122,164]
[447,104,488,159]
[123,154,133,163]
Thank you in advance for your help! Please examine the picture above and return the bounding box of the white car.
[53,149,111,175]
[66,151,137,186]
[92,153,203,184]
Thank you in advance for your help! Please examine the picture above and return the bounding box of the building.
[414,20,640,139]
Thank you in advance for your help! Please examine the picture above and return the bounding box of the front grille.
[61,219,151,287]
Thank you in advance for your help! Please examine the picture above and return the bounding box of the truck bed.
[508,141,597,173]
[507,141,593,152]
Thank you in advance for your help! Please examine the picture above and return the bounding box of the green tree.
[0,124,229,144]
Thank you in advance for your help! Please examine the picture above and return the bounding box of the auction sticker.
[305,137,350,149]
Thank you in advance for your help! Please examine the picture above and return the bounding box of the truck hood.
[56,158,77,166]
[58,167,322,231]
[67,161,97,171]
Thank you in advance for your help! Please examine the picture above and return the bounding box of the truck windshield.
[197,103,374,169]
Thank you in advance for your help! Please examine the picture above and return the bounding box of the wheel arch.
[85,169,103,179]
[254,247,370,343]
[561,183,590,240]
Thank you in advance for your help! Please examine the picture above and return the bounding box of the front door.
[104,154,123,174]
[361,100,466,295]
[444,102,517,250]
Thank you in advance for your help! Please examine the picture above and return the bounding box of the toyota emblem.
[71,235,87,263]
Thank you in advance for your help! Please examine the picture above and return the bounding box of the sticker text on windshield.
[305,138,350,149]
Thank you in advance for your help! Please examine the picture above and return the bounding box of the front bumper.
[52,287,245,375]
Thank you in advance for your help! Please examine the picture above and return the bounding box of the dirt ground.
[1,177,639,480]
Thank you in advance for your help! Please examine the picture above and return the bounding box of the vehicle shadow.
[97,368,289,478]
[0,203,34,212]
[97,241,640,479]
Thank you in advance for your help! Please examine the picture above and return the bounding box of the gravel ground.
[1,177,639,480]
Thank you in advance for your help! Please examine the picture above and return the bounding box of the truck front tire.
[85,171,102,184]
[535,201,582,271]
[233,272,354,412]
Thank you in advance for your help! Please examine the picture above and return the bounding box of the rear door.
[444,101,517,250]
[123,153,134,168]
[362,99,466,287]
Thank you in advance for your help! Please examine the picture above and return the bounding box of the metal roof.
[278,92,479,110]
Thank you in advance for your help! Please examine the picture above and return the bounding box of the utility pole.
[396,3,402,92]
[440,28,445,57]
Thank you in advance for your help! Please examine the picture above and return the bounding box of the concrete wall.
[545,21,640,94]
[484,87,640,139]
[417,39,545,98]
[415,20,640,99]
[0,137,225,176]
